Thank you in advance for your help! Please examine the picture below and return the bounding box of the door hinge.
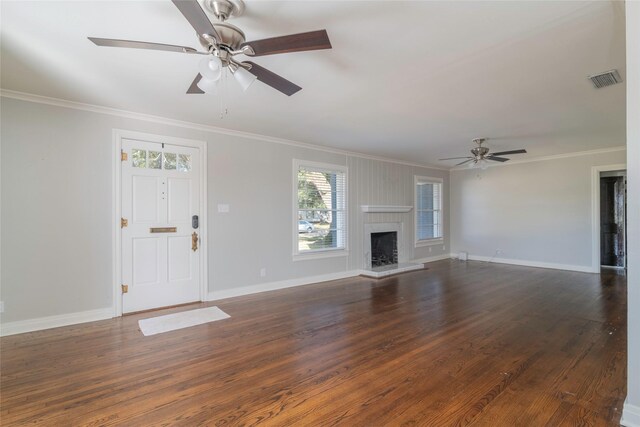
[121,217,128,228]
[121,150,128,162]
[121,284,129,294]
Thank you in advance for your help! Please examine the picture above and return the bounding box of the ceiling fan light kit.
[88,0,332,97]
[469,158,490,170]
[197,75,220,93]
[439,137,528,168]
[198,56,223,81]
[232,66,257,91]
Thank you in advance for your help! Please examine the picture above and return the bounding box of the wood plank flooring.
[0,260,627,426]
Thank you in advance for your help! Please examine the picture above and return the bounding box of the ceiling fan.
[88,0,332,96]
[439,138,527,169]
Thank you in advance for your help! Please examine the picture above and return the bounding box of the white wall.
[450,149,626,271]
[0,96,449,326]
[623,1,640,425]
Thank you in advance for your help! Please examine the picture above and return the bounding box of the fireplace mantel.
[361,205,413,213]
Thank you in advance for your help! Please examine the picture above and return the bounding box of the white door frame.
[591,164,626,273]
[112,129,208,316]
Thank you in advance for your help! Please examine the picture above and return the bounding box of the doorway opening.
[599,170,627,269]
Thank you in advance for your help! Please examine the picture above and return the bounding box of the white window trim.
[414,175,444,247]
[293,159,348,260]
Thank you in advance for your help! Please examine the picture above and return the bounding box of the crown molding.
[0,89,449,171]
[450,145,626,171]
[4,89,620,173]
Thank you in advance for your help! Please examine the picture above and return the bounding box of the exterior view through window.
[415,176,443,243]
[296,161,347,255]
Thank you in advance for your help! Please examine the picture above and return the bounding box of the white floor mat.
[138,306,230,336]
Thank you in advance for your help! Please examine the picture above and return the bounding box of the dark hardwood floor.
[0,260,627,426]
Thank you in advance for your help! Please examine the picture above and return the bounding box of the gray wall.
[346,156,449,271]
[0,96,449,323]
[450,149,626,270]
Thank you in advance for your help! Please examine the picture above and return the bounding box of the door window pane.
[132,149,146,168]
[163,153,177,170]
[177,154,191,172]
[148,151,162,169]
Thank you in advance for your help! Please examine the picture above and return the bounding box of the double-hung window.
[415,176,443,245]
[294,160,347,257]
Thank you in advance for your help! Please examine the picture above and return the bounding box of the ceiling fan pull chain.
[219,68,229,119]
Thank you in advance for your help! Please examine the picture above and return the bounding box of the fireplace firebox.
[371,231,398,267]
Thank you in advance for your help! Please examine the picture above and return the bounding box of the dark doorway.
[600,171,626,268]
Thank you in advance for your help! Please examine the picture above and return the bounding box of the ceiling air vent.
[588,69,622,89]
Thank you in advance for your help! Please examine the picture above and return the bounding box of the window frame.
[414,175,444,247]
[293,159,349,260]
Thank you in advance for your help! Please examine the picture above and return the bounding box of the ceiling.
[0,1,626,168]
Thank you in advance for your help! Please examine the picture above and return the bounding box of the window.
[294,160,347,257]
[415,176,443,245]
[131,149,191,172]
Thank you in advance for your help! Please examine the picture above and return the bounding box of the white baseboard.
[0,308,113,337]
[412,253,455,264]
[207,270,360,301]
[462,254,594,273]
[622,400,640,427]
[207,255,460,301]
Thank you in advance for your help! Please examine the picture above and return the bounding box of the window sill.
[293,249,349,262]
[415,238,444,248]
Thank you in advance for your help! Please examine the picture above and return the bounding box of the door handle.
[192,232,198,252]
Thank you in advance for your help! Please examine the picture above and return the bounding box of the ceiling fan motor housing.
[471,137,489,158]
[198,22,246,52]
[471,146,489,157]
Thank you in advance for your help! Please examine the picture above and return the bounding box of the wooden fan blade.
[187,74,205,94]
[491,149,527,156]
[88,37,202,54]
[172,0,221,41]
[439,156,473,161]
[486,156,510,162]
[245,62,302,96]
[242,30,331,57]
[455,159,475,166]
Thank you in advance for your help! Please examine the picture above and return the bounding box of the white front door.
[121,138,201,313]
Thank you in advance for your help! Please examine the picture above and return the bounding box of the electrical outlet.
[0,301,4,313]
[442,245,446,251]
[260,268,267,277]
[428,246,432,253]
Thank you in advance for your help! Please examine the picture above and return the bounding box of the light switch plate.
[217,204,230,213]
